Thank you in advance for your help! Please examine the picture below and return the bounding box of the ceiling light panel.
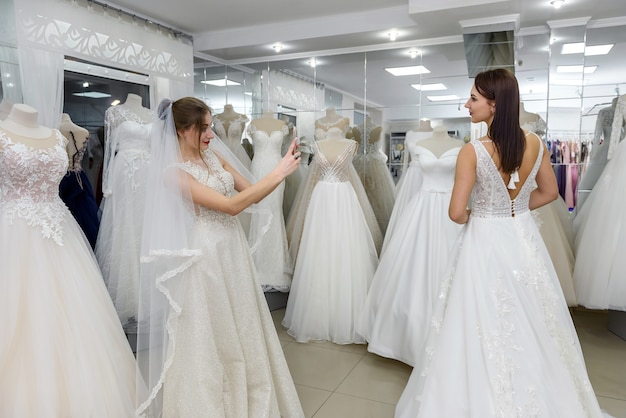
[411,83,447,91]
[200,79,242,86]
[385,65,430,76]
[427,95,459,102]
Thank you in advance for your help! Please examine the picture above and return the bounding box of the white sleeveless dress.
[395,137,607,418]
[0,130,138,417]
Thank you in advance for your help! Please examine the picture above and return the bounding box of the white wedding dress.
[96,108,152,332]
[396,137,607,418]
[158,148,303,417]
[213,115,252,170]
[0,130,138,417]
[248,125,293,291]
[284,140,381,344]
[573,136,626,310]
[358,145,463,366]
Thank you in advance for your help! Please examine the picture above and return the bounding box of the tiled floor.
[271,307,626,418]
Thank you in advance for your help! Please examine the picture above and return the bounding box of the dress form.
[0,104,54,147]
[113,93,152,126]
[214,104,252,169]
[60,113,89,166]
[249,111,286,134]
[315,107,350,139]
[0,98,14,120]
[417,125,463,158]
[519,102,547,136]
[317,127,355,163]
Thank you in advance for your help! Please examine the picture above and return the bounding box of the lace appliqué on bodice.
[471,137,542,218]
[248,124,288,152]
[213,116,248,144]
[178,149,237,227]
[0,130,69,245]
[315,141,357,183]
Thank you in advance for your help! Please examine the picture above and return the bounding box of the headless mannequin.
[215,104,249,132]
[315,107,350,134]
[249,110,286,134]
[0,98,14,120]
[0,104,55,149]
[418,126,463,158]
[416,119,432,132]
[405,119,433,152]
[60,113,89,168]
[519,102,542,125]
[317,127,355,163]
[116,93,152,124]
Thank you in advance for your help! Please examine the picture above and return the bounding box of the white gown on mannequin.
[96,108,152,332]
[248,125,293,291]
[284,140,381,344]
[396,137,606,418]
[352,125,397,235]
[573,137,626,310]
[213,115,252,170]
[358,145,463,366]
[0,130,138,417]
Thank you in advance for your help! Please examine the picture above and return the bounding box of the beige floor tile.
[335,353,412,404]
[294,384,332,418]
[271,308,296,342]
[575,311,626,400]
[312,393,396,418]
[283,342,364,391]
[297,339,369,355]
[598,396,626,418]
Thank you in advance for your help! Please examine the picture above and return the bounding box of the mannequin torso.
[317,127,355,163]
[0,104,55,149]
[315,108,350,139]
[249,111,287,134]
[214,104,249,135]
[60,113,89,169]
[405,119,433,155]
[417,126,463,158]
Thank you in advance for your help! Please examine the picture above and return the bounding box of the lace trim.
[3,200,68,246]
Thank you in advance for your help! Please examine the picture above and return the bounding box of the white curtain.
[18,47,64,129]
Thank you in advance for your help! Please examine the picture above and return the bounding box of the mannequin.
[283,126,380,344]
[97,94,153,333]
[0,104,54,146]
[247,110,293,292]
[519,102,547,136]
[58,113,100,249]
[608,93,626,158]
[358,123,463,366]
[404,119,433,149]
[0,103,140,416]
[0,98,14,120]
[352,119,396,234]
[314,107,350,139]
[213,104,251,169]
[416,125,463,158]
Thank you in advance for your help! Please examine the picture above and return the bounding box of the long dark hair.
[474,68,525,174]
[171,97,212,138]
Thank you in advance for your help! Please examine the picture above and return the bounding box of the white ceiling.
[105,0,626,119]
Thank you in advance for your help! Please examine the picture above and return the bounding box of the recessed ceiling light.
[584,44,614,56]
[272,43,283,53]
[561,42,585,54]
[427,95,459,102]
[550,0,564,9]
[308,58,317,68]
[556,65,597,73]
[82,81,89,88]
[72,92,111,98]
[411,83,447,91]
[388,31,399,41]
[200,79,242,87]
[110,99,121,106]
[385,65,430,76]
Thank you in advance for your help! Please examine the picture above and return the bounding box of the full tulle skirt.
[395,212,605,418]
[0,209,138,418]
[284,181,378,344]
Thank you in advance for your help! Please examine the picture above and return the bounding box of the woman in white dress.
[0,104,140,417]
[395,69,608,418]
[358,127,463,366]
[136,97,304,418]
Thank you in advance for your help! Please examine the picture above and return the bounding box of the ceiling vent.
[460,15,519,78]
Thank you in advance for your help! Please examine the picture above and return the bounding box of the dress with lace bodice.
[396,137,606,418]
[283,140,379,344]
[0,129,138,417]
[213,115,252,169]
[248,125,293,291]
[358,145,463,366]
[160,148,303,417]
[352,126,397,235]
[96,116,152,333]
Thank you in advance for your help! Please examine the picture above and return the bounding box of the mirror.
[0,0,22,105]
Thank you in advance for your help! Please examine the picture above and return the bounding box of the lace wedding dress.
[395,137,607,418]
[284,140,381,344]
[96,107,152,332]
[248,125,293,291]
[159,148,303,417]
[213,115,252,169]
[0,130,138,417]
[358,145,463,366]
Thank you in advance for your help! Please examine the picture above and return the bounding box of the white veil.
[135,98,200,417]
